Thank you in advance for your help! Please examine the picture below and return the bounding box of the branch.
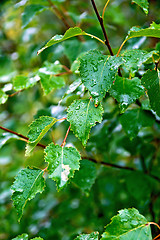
[82,156,160,182]
[90,0,114,56]
[47,0,71,29]
[0,125,46,148]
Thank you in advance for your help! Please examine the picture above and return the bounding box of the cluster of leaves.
[0,0,160,239]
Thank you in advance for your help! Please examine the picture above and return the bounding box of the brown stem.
[61,125,71,147]
[0,125,46,148]
[9,90,23,97]
[47,0,71,29]
[90,0,114,56]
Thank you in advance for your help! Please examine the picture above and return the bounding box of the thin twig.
[82,156,135,171]
[102,0,110,19]
[61,125,71,147]
[9,90,23,97]
[47,0,71,29]
[90,0,114,56]
[0,126,46,148]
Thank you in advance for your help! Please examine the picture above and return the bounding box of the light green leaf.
[109,76,144,112]
[26,116,57,156]
[0,89,8,104]
[11,167,45,221]
[141,70,160,117]
[38,61,65,95]
[45,143,81,190]
[67,99,103,146]
[0,133,19,149]
[101,208,152,240]
[12,234,44,240]
[75,232,99,240]
[13,75,40,91]
[37,27,87,55]
[22,4,47,28]
[120,109,154,139]
[79,50,122,104]
[121,49,158,74]
[72,159,97,193]
[12,233,28,240]
[118,22,160,54]
[131,0,149,14]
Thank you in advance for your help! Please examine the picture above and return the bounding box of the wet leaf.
[120,109,154,139]
[26,116,57,156]
[141,70,160,117]
[67,99,103,146]
[79,50,122,104]
[11,167,45,221]
[109,76,144,112]
[121,49,158,73]
[75,232,99,240]
[45,143,81,190]
[72,159,97,193]
[131,0,149,14]
[101,208,152,240]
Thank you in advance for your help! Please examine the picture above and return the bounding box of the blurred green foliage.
[0,0,160,239]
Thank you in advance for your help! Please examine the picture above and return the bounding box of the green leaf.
[101,208,152,240]
[75,232,99,240]
[119,22,160,54]
[22,4,47,28]
[37,27,87,55]
[13,75,40,91]
[79,50,122,104]
[11,167,45,221]
[72,159,97,193]
[0,89,8,104]
[141,70,160,117]
[131,0,149,14]
[12,233,28,240]
[109,76,144,112]
[38,61,65,95]
[0,133,19,149]
[67,99,103,146]
[121,49,158,74]
[120,109,154,139]
[126,172,152,201]
[12,234,44,240]
[45,143,81,190]
[26,116,57,156]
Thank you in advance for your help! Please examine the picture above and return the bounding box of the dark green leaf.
[109,76,144,112]
[131,0,149,14]
[45,143,81,190]
[72,159,97,193]
[101,208,152,240]
[22,4,47,28]
[67,99,103,146]
[75,232,99,240]
[11,167,45,221]
[141,70,160,117]
[26,116,57,156]
[120,109,154,139]
[79,50,122,104]
[121,49,158,73]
